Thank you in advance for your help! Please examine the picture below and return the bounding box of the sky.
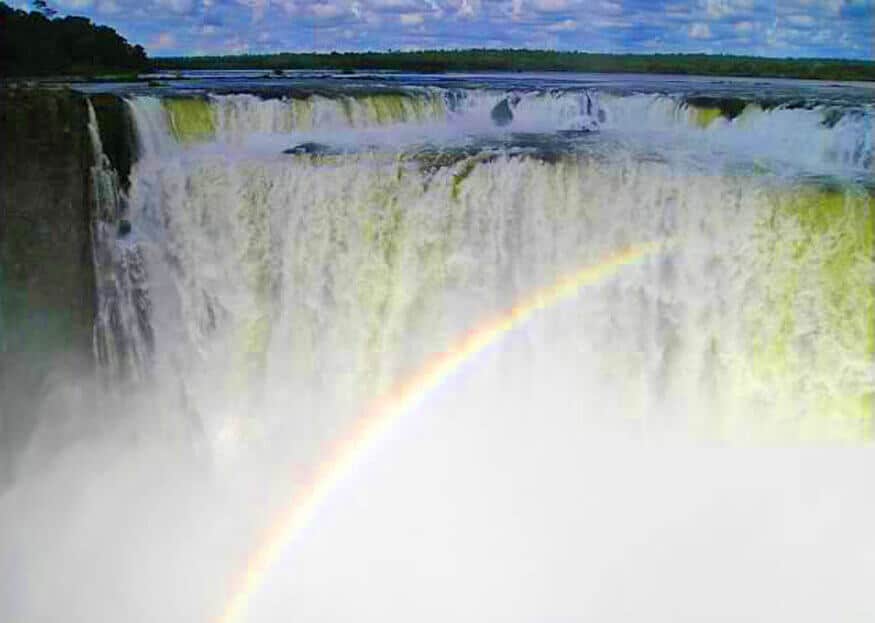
[19,0,875,58]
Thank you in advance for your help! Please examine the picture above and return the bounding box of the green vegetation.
[156,49,875,82]
[0,1,147,77]
[163,98,216,142]
[742,188,875,443]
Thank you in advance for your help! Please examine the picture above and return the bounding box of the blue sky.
[22,0,875,58]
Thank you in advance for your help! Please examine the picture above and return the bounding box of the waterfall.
[87,100,153,383]
[3,82,874,623]
[98,93,875,446]
[121,89,873,175]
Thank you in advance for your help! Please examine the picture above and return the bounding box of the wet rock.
[283,142,334,155]
[821,108,844,128]
[685,96,748,120]
[0,88,97,486]
[118,219,132,237]
[490,98,514,127]
[89,93,136,191]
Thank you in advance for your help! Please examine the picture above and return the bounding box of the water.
[3,73,874,622]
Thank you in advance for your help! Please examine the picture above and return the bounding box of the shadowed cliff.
[0,88,109,485]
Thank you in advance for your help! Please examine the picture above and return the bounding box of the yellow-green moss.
[289,97,314,130]
[230,172,275,394]
[368,94,408,125]
[353,179,407,393]
[742,187,874,443]
[164,98,215,143]
[691,106,722,128]
[451,156,482,201]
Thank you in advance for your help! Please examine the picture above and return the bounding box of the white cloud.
[591,16,630,28]
[150,32,176,50]
[599,0,623,14]
[310,1,345,19]
[97,0,120,13]
[547,18,577,31]
[511,0,524,20]
[237,0,270,22]
[58,0,96,9]
[456,0,479,18]
[400,12,424,24]
[704,0,754,18]
[786,14,816,26]
[689,22,712,38]
[157,0,194,14]
[532,0,570,13]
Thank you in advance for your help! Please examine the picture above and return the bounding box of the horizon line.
[151,47,875,64]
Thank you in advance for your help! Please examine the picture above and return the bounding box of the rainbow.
[217,242,664,623]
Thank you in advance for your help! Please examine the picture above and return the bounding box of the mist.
[2,355,875,622]
[3,77,874,623]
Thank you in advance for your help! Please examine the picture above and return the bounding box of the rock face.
[90,93,136,191]
[490,98,514,127]
[283,142,336,155]
[0,88,97,485]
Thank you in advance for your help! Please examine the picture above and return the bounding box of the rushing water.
[3,73,875,622]
[93,73,874,444]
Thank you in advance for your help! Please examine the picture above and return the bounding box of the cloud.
[310,2,345,19]
[157,0,195,14]
[45,0,873,59]
[531,0,571,12]
[400,12,424,25]
[786,13,816,26]
[150,31,177,50]
[546,18,577,31]
[703,0,755,18]
[97,0,121,12]
[689,22,712,39]
[57,0,95,9]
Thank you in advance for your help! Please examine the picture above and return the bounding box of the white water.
[143,89,873,177]
[109,94,873,445]
[1,87,873,623]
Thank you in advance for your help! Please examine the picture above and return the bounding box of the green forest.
[0,1,147,76]
[158,49,875,81]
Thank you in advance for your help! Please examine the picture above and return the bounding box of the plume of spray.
[3,85,875,623]
[1,239,874,623]
[217,243,665,623]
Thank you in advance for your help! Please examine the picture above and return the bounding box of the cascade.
[2,78,874,623]
[89,91,875,446]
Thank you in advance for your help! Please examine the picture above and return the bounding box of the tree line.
[157,49,875,82]
[0,1,148,77]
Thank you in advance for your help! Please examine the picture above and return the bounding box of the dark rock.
[89,93,135,191]
[821,108,844,128]
[490,98,514,127]
[685,96,748,120]
[283,142,334,155]
[773,99,815,111]
[0,88,97,486]
[118,219,132,236]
